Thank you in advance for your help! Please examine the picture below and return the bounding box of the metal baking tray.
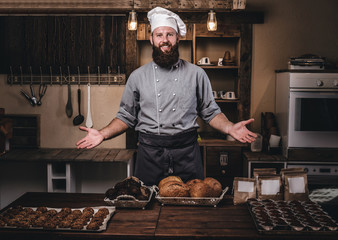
[247,199,338,235]
[0,206,115,232]
[104,185,155,209]
[155,186,229,207]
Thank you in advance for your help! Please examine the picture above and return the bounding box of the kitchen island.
[0,192,337,240]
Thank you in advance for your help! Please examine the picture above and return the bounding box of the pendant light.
[128,10,137,31]
[207,10,217,31]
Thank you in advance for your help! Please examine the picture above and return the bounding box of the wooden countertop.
[0,192,337,240]
[0,148,135,163]
[243,151,287,162]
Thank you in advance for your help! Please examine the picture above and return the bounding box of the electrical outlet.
[219,152,228,166]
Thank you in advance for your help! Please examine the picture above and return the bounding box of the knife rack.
[7,66,126,86]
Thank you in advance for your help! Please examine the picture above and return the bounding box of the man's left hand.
[228,118,257,143]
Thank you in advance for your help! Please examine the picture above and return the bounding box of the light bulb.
[207,10,217,31]
[128,10,137,31]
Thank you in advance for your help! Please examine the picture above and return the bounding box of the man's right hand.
[76,126,104,149]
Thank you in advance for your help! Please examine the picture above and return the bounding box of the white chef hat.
[147,7,186,37]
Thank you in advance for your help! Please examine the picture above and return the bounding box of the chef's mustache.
[159,42,172,47]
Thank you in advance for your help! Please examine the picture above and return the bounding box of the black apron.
[134,129,204,186]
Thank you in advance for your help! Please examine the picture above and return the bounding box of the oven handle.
[290,88,338,92]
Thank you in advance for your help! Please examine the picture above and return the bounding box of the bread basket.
[154,186,229,207]
[104,185,155,209]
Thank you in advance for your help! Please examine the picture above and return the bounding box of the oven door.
[288,90,338,148]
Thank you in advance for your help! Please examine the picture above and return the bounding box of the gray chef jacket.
[116,59,222,185]
[116,59,221,134]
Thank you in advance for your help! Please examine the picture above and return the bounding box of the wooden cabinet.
[1,114,40,150]
[199,139,247,188]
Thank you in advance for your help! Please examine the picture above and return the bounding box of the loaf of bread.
[186,178,203,187]
[158,176,183,189]
[105,176,150,200]
[159,181,190,197]
[189,182,213,197]
[157,176,222,198]
[203,177,222,197]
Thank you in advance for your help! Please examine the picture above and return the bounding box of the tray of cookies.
[0,206,115,232]
[154,176,229,207]
[104,176,154,209]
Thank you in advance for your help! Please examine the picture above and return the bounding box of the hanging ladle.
[65,67,73,118]
[73,67,84,125]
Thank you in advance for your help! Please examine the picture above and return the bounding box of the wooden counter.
[0,148,136,163]
[0,192,337,240]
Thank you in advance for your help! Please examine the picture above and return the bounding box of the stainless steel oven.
[275,71,338,157]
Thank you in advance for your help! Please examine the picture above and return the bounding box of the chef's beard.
[152,42,179,68]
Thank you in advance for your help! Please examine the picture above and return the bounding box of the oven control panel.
[287,164,338,176]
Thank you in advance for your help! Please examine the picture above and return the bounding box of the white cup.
[212,91,218,98]
[218,58,223,66]
[198,57,210,65]
[269,134,281,148]
[223,91,236,99]
[218,90,226,99]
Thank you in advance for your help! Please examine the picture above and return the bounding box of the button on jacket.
[116,59,221,135]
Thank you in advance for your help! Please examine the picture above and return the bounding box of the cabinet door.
[205,146,242,188]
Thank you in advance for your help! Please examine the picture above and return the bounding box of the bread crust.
[186,178,203,187]
[158,176,183,189]
[189,182,213,197]
[203,177,222,197]
[159,181,190,197]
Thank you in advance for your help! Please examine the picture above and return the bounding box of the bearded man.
[76,7,256,186]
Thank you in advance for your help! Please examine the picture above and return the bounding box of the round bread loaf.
[159,181,190,197]
[186,178,203,187]
[203,177,222,197]
[158,176,183,189]
[189,182,213,197]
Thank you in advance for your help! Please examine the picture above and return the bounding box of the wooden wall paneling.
[125,19,138,149]
[117,17,127,74]
[0,16,127,75]
[238,24,252,122]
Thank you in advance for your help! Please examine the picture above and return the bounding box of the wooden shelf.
[215,98,240,103]
[199,138,248,147]
[199,65,239,69]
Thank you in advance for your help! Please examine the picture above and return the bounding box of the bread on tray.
[158,176,223,198]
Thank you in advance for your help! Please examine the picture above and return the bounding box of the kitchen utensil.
[86,83,93,128]
[30,84,37,105]
[65,81,73,118]
[37,84,47,106]
[20,89,35,106]
[73,88,84,125]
